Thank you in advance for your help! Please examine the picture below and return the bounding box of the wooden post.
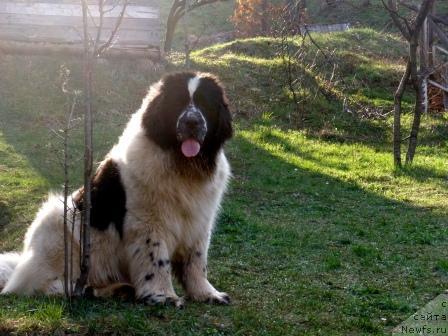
[421,17,429,114]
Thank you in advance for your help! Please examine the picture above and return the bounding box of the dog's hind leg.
[1,252,59,295]
[0,253,21,291]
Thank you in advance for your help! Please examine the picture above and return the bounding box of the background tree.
[232,0,286,37]
[164,0,229,52]
[382,0,435,167]
[261,0,269,35]
[275,0,338,129]
[232,0,262,37]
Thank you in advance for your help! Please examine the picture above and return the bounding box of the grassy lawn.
[0,29,447,335]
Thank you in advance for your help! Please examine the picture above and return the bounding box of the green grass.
[0,29,448,335]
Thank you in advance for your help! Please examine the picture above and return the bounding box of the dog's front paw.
[141,293,185,308]
[203,291,231,305]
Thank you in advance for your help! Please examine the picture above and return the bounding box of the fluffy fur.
[0,72,233,306]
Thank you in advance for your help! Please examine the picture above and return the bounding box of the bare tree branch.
[96,0,129,56]
[93,0,105,52]
[381,0,411,40]
[164,0,230,52]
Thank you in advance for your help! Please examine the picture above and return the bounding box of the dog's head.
[142,72,233,170]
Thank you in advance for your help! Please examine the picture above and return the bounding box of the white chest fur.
[111,124,230,254]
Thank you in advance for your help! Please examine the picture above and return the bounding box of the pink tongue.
[181,139,201,158]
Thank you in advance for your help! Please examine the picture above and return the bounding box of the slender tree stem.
[75,0,93,296]
[393,59,411,168]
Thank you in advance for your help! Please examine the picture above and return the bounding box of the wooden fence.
[423,11,448,110]
[302,23,350,34]
[0,1,161,59]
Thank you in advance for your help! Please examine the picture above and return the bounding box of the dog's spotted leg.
[125,230,183,308]
[178,242,230,305]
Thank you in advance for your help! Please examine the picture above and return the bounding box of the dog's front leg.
[177,241,230,305]
[125,228,183,307]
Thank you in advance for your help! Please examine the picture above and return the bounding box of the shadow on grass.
[252,125,446,183]
[396,165,448,182]
[0,202,12,231]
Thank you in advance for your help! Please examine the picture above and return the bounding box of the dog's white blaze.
[188,76,201,99]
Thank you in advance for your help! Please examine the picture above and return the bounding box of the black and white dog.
[0,72,233,307]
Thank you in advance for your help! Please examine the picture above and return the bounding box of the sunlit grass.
[240,125,448,209]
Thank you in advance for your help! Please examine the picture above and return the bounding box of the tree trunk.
[164,3,181,53]
[164,20,176,52]
[362,0,371,6]
[384,0,435,165]
[184,0,191,67]
[393,59,411,168]
[405,41,424,164]
[260,0,268,35]
[406,79,424,164]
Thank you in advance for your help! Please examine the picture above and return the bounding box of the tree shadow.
[0,201,12,231]
[396,165,448,182]
[254,127,446,182]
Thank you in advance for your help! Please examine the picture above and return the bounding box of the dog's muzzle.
[176,104,207,158]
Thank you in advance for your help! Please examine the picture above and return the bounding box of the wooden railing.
[423,12,448,110]
[0,1,161,59]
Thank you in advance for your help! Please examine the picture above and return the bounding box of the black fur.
[142,72,233,177]
[73,159,127,238]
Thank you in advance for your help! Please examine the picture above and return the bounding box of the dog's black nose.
[185,115,201,129]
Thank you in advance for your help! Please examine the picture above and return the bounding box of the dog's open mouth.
[181,139,201,158]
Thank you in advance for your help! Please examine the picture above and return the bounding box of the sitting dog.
[0,72,233,307]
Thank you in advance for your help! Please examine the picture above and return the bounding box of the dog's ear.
[142,92,178,150]
[216,97,233,142]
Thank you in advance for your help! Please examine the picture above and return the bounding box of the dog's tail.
[0,252,21,291]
